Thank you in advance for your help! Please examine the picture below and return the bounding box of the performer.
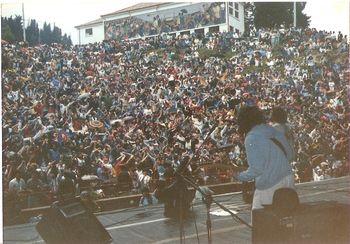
[233,106,295,210]
[270,106,295,161]
[157,168,194,218]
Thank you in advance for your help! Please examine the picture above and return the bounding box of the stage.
[4,176,350,244]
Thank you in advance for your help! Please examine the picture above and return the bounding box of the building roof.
[75,18,103,29]
[101,2,170,17]
[75,2,179,29]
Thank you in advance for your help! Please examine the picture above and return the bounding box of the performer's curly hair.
[271,107,287,123]
[237,106,266,136]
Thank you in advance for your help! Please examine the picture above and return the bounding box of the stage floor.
[4,176,350,244]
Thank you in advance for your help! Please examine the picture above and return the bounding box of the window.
[195,28,204,37]
[230,26,234,32]
[209,26,220,33]
[229,8,233,15]
[229,2,237,16]
[235,28,239,34]
[85,28,93,36]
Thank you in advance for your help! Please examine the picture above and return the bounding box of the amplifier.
[252,201,350,244]
[36,198,112,244]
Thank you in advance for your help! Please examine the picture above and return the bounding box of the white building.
[75,18,104,45]
[75,2,245,45]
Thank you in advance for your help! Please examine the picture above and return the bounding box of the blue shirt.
[236,124,293,190]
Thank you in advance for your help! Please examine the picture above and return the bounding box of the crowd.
[2,25,349,219]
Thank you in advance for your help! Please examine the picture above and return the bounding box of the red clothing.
[113,159,123,176]
[72,120,82,131]
[33,102,44,115]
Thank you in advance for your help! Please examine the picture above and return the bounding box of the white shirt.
[138,173,151,189]
[9,178,26,191]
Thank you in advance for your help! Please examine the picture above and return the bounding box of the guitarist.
[233,106,295,210]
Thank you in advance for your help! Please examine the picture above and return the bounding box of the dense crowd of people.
[2,25,349,221]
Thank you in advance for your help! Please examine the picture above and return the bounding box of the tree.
[1,16,23,42]
[52,25,62,43]
[1,24,15,43]
[254,2,310,29]
[62,33,73,47]
[41,22,52,44]
[26,19,40,46]
[295,2,309,28]
[2,16,72,47]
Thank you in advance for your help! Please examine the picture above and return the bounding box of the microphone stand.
[181,173,252,229]
[203,193,212,244]
[174,121,218,244]
[175,121,252,243]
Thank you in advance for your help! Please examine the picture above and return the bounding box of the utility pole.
[293,2,297,28]
[22,3,26,42]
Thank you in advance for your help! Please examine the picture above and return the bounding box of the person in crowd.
[139,187,158,207]
[117,165,133,192]
[270,107,295,161]
[9,171,26,192]
[7,170,27,223]
[26,171,48,207]
[57,171,76,200]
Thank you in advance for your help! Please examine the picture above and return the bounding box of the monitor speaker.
[252,201,350,244]
[36,197,112,244]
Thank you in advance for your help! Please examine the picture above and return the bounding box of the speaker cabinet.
[36,198,112,244]
[252,201,350,244]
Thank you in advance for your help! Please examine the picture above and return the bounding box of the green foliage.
[1,16,23,42]
[295,2,310,28]
[1,16,72,47]
[197,48,236,60]
[25,19,39,46]
[223,50,237,59]
[52,26,62,43]
[1,24,15,43]
[198,48,223,59]
[271,46,283,58]
[241,65,265,75]
[62,34,73,48]
[41,22,52,44]
[254,2,310,29]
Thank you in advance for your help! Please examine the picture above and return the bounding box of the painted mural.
[104,2,226,40]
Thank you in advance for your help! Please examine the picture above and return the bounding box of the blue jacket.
[236,124,293,190]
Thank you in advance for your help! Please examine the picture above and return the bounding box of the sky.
[1,0,349,44]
